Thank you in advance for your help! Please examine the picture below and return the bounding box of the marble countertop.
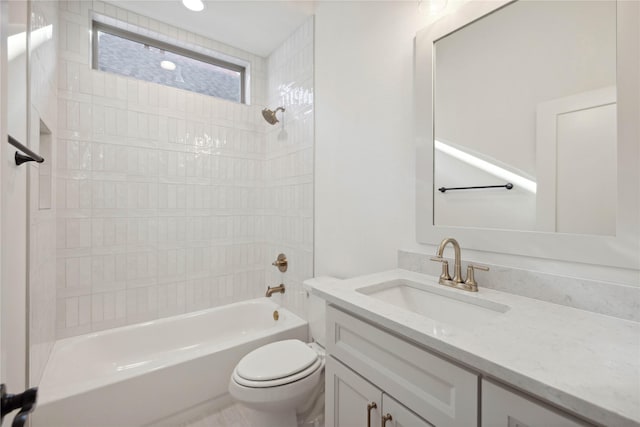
[310,269,640,427]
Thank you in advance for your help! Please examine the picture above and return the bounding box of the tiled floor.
[180,403,325,427]
[180,403,253,427]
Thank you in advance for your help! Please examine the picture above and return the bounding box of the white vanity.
[313,269,640,427]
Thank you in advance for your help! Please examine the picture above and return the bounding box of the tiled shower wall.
[56,1,275,338]
[264,18,314,318]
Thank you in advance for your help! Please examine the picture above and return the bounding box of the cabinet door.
[326,356,381,427]
[382,394,434,427]
[328,306,478,426]
[482,380,589,427]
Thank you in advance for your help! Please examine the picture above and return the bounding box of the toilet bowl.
[229,340,325,427]
[228,277,337,427]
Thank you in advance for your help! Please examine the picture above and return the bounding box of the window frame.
[91,21,246,104]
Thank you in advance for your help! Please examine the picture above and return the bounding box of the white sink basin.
[357,279,509,328]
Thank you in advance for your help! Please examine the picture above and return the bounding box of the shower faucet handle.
[272,253,288,272]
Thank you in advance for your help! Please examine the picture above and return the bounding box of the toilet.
[228,277,335,427]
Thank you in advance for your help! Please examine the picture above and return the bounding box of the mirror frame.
[415,0,639,269]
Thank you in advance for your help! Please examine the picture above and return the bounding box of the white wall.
[314,1,418,278]
[313,1,638,287]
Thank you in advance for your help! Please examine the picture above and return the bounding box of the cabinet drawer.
[327,305,478,427]
[482,380,591,427]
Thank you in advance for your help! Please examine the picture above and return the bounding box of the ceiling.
[106,1,316,57]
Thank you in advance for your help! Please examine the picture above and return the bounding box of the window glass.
[94,25,244,103]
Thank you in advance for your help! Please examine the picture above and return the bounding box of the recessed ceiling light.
[182,0,204,12]
[161,60,176,71]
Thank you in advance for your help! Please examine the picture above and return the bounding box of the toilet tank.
[303,277,340,348]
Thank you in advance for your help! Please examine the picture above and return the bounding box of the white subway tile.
[66,61,79,92]
[66,21,81,56]
[66,219,91,248]
[79,296,91,325]
[65,297,78,327]
[92,72,105,97]
[127,110,138,138]
[79,66,92,95]
[92,104,105,137]
[92,294,104,322]
[66,100,80,132]
[115,290,126,319]
[65,179,79,209]
[56,258,67,289]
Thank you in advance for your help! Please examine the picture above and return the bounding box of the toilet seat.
[233,339,322,388]
[233,357,322,388]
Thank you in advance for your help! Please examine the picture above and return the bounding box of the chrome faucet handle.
[464,264,489,292]
[430,256,452,281]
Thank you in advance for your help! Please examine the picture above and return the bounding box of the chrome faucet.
[265,284,285,297]
[430,238,488,292]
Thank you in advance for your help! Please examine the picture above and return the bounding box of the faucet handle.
[464,264,489,291]
[430,256,452,281]
[272,253,288,272]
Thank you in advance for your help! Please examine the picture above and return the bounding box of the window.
[92,21,246,103]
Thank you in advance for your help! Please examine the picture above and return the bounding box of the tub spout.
[265,284,285,297]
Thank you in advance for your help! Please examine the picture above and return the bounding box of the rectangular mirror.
[416,0,639,268]
[434,0,616,234]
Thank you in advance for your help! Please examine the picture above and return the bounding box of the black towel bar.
[7,135,44,166]
[438,183,514,193]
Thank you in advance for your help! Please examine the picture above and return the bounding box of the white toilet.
[228,278,334,427]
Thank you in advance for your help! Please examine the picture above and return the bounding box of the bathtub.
[33,299,308,427]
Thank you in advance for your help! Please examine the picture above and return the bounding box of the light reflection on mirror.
[432,0,616,235]
[435,140,537,194]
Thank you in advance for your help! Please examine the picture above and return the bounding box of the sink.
[357,279,509,328]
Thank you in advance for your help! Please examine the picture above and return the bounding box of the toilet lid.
[236,339,318,382]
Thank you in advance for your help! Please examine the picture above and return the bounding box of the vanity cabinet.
[326,356,432,427]
[326,305,594,427]
[482,380,590,427]
[326,306,478,426]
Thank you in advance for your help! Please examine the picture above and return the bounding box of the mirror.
[415,0,639,268]
[433,0,616,234]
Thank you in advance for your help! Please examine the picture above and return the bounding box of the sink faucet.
[436,238,463,284]
[430,238,488,292]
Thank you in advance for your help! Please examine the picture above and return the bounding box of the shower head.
[262,107,285,125]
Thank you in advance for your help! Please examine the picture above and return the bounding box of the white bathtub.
[33,299,308,427]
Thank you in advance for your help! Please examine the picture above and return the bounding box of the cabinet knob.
[367,402,377,427]
[382,413,393,426]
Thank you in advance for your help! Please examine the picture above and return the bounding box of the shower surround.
[54,1,313,339]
